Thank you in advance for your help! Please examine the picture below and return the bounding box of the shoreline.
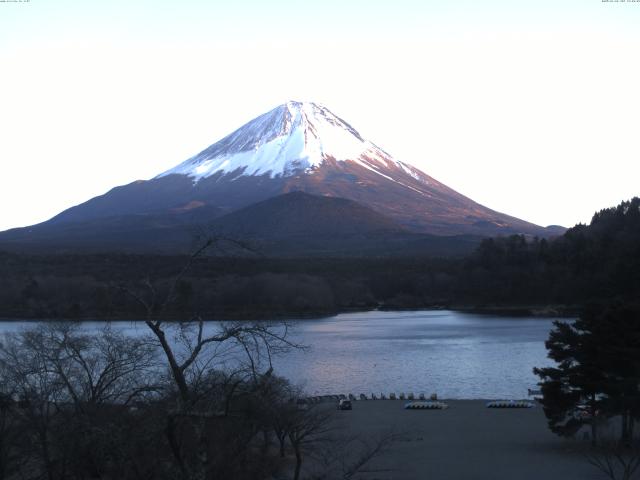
[0,304,580,323]
[304,396,540,403]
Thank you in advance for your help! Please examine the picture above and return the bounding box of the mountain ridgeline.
[0,101,560,256]
[1,197,637,320]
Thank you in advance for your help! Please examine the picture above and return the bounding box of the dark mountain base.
[0,192,482,257]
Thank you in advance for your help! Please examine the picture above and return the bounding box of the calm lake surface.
[0,310,559,399]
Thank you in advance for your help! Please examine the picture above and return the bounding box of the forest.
[0,197,638,321]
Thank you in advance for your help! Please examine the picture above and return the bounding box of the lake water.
[0,310,559,399]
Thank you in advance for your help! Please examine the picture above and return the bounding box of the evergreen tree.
[535,302,640,445]
[534,316,607,445]
[592,303,640,445]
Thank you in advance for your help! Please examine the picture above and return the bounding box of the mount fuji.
[0,101,562,255]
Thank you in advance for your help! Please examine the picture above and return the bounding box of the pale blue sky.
[1,0,639,230]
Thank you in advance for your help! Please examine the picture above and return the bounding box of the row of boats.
[405,400,536,410]
[301,394,536,409]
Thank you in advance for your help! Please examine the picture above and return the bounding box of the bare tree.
[586,439,640,480]
[311,430,397,480]
[25,323,159,409]
[270,396,297,459]
[0,327,72,480]
[118,238,302,480]
[0,391,23,480]
[277,402,397,480]
[285,405,335,480]
[0,323,162,480]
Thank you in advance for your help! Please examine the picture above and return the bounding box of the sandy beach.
[330,400,600,480]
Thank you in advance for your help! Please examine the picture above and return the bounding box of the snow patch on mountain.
[156,101,414,182]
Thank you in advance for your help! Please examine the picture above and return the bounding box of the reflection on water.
[0,310,559,399]
[272,310,557,399]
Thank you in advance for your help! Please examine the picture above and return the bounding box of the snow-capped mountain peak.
[156,101,408,181]
[7,101,553,241]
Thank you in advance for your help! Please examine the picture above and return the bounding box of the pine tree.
[534,316,607,445]
[592,304,640,445]
[534,302,640,445]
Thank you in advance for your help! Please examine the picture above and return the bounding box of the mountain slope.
[41,101,556,237]
[0,101,563,256]
[210,190,404,238]
[0,205,225,254]
[0,192,481,257]
[207,191,481,257]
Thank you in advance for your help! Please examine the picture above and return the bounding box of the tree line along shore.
[0,197,638,321]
